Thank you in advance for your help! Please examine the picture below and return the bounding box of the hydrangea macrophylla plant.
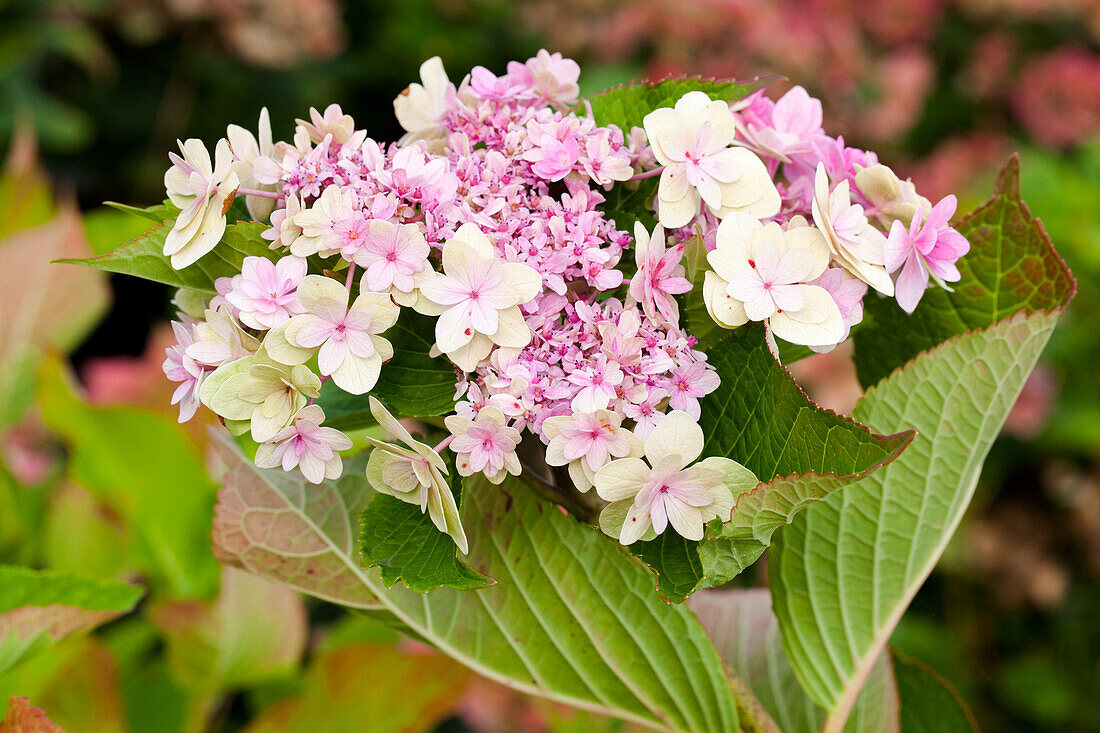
[78,52,1075,733]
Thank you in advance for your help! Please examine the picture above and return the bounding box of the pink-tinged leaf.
[244,642,469,733]
[152,566,308,690]
[210,432,383,610]
[0,565,142,676]
[0,697,64,733]
[1,639,126,733]
[0,203,110,425]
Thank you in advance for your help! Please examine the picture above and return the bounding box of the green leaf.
[769,156,1076,731]
[358,475,493,592]
[771,311,1066,728]
[698,456,908,589]
[213,436,746,733]
[689,589,901,733]
[853,155,1076,387]
[0,566,142,614]
[891,650,978,732]
[243,642,470,733]
[211,438,383,610]
[56,220,278,293]
[318,309,457,429]
[103,200,178,224]
[0,565,142,675]
[152,567,307,691]
[627,323,912,602]
[36,357,219,597]
[587,76,768,134]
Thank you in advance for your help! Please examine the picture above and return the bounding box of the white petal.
[296,274,349,314]
[331,353,382,395]
[593,457,651,502]
[644,410,703,468]
[769,285,846,347]
[703,271,748,329]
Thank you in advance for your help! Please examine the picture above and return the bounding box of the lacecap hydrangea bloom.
[152,54,968,552]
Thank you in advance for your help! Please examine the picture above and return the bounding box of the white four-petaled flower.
[643,91,780,228]
[417,223,542,372]
[704,213,845,348]
[541,410,642,492]
[255,405,352,484]
[445,406,522,485]
[265,275,399,395]
[594,410,756,545]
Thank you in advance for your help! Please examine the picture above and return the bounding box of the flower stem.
[345,263,356,294]
[629,166,664,181]
[433,434,454,453]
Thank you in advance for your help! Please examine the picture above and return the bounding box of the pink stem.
[406,211,425,224]
[345,263,356,294]
[307,375,331,406]
[630,166,665,181]
[433,434,454,453]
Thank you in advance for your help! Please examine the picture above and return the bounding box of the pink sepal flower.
[885,194,970,313]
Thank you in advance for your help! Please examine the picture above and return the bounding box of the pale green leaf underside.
[770,309,1061,720]
[212,434,740,732]
[690,589,900,733]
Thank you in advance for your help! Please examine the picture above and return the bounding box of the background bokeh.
[1,0,1098,730]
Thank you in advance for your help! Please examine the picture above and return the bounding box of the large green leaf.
[769,156,1075,730]
[773,311,1064,727]
[318,309,458,429]
[57,219,277,293]
[586,76,768,134]
[629,323,912,601]
[689,589,900,733]
[212,434,749,732]
[0,565,142,676]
